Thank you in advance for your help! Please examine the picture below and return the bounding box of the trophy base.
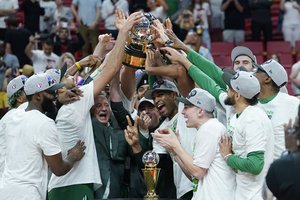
[144,195,159,200]
[122,44,146,69]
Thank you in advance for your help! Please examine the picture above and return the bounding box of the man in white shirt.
[219,70,274,200]
[0,73,85,200]
[25,36,59,73]
[253,59,300,159]
[152,88,235,200]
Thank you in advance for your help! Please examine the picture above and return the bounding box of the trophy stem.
[142,168,161,200]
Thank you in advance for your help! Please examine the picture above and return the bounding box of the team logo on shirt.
[12,83,17,89]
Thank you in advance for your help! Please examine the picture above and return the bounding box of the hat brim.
[176,97,193,105]
[144,88,176,99]
[222,72,234,88]
[252,62,266,72]
[47,83,65,91]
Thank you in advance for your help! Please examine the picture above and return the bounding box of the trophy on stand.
[142,151,160,200]
[122,13,173,69]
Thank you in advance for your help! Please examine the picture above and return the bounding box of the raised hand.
[139,111,152,132]
[165,29,186,50]
[115,8,128,31]
[118,10,144,33]
[124,115,140,147]
[145,48,156,72]
[160,46,184,63]
[67,140,86,162]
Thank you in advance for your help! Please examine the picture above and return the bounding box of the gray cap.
[144,79,179,99]
[7,75,28,98]
[177,88,216,112]
[24,73,65,95]
[222,71,260,99]
[231,46,256,63]
[253,59,288,87]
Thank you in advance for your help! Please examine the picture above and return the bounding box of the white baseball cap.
[253,59,288,87]
[24,73,65,95]
[222,71,261,99]
[176,88,216,112]
[7,75,28,98]
[45,68,61,83]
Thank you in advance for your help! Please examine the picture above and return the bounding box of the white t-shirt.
[48,82,102,191]
[0,109,61,200]
[153,113,178,154]
[0,0,18,28]
[0,102,28,185]
[258,92,299,159]
[192,118,235,200]
[31,50,59,73]
[173,103,197,198]
[229,106,274,200]
[153,103,196,198]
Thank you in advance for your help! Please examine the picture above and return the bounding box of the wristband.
[75,62,82,71]
[224,153,232,161]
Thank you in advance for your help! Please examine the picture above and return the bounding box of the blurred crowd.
[0,0,300,200]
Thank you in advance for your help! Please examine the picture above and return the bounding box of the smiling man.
[144,79,196,199]
[151,88,235,200]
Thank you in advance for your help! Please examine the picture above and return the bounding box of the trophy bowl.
[122,14,153,69]
[142,151,160,200]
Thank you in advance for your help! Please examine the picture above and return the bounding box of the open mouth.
[156,103,166,113]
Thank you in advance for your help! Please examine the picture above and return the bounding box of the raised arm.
[92,10,143,96]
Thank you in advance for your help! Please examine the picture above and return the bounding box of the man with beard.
[218,71,274,200]
[0,73,86,200]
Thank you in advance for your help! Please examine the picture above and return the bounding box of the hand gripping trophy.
[122,13,173,69]
[142,151,160,200]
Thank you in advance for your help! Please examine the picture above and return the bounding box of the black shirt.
[266,152,300,200]
[222,0,249,29]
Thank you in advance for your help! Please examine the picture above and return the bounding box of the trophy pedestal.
[142,168,160,200]
[122,43,146,69]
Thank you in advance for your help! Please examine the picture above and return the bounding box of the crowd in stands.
[0,0,300,199]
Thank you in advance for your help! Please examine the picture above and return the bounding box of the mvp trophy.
[122,13,173,69]
[142,151,160,200]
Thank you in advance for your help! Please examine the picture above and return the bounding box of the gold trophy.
[142,151,160,200]
[122,13,173,69]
